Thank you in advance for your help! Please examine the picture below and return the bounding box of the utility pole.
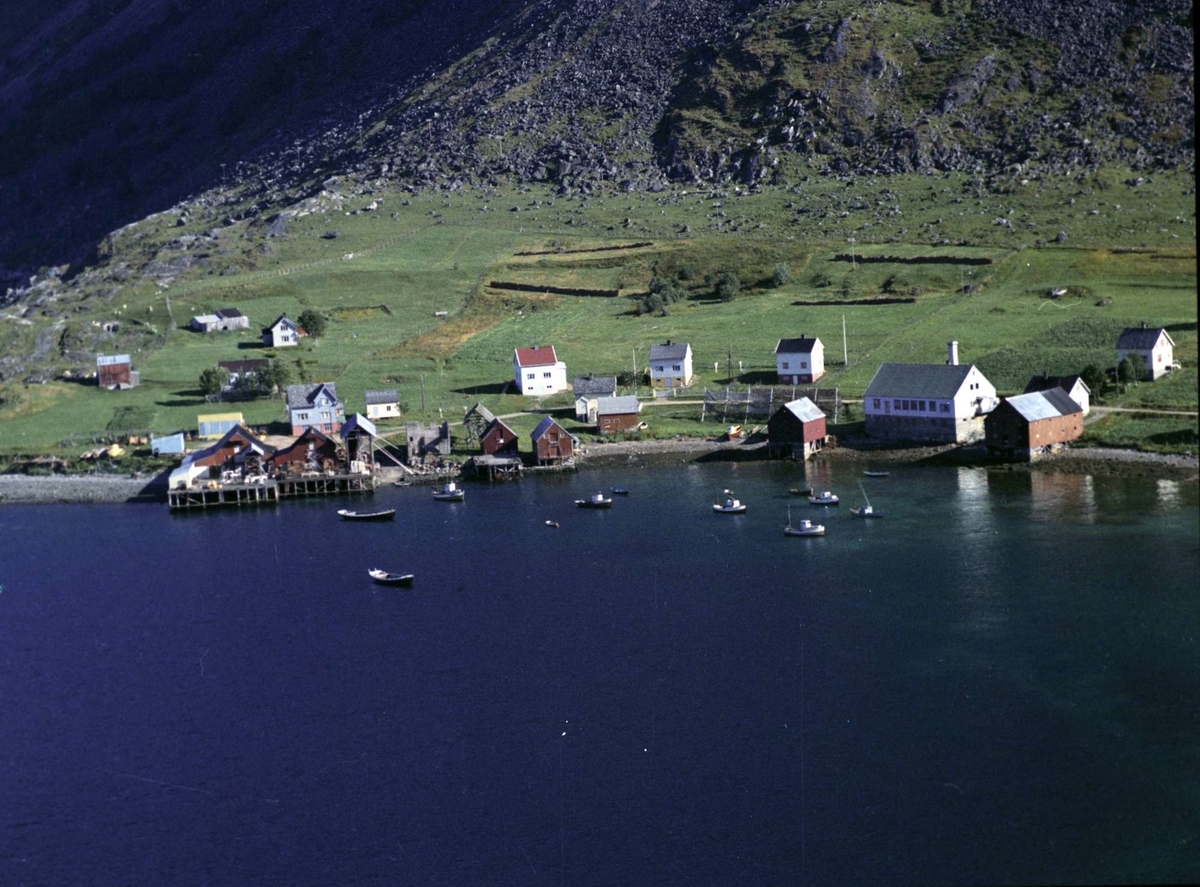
[842,314,848,367]
[727,345,734,385]
[420,374,426,412]
[632,346,637,395]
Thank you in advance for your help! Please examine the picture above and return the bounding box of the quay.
[168,472,375,510]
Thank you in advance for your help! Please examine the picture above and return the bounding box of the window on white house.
[527,373,535,379]
[873,398,880,409]
[782,362,789,369]
[543,372,551,378]
[800,361,808,369]
[672,364,680,371]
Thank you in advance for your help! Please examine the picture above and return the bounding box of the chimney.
[532,343,539,350]
[948,341,960,366]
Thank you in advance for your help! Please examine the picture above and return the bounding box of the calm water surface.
[1,462,1197,886]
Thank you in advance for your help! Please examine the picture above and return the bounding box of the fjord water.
[1,463,1196,886]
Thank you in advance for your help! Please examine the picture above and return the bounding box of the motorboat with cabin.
[432,481,465,501]
[784,506,825,536]
[575,492,613,508]
[713,490,747,514]
[808,491,840,505]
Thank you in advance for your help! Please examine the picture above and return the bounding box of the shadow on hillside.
[453,381,511,396]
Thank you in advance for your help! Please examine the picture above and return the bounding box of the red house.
[480,418,519,456]
[767,397,827,460]
[269,428,341,474]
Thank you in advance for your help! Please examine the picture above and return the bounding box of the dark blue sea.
[1,462,1197,886]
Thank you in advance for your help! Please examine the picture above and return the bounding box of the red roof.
[514,346,559,367]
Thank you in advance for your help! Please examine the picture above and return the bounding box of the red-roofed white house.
[513,345,567,396]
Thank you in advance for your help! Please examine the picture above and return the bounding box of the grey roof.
[96,354,131,366]
[1023,375,1089,396]
[263,313,296,334]
[573,375,618,397]
[1117,327,1172,350]
[1003,388,1082,422]
[364,389,398,405]
[648,341,691,361]
[464,402,496,423]
[192,314,220,324]
[285,382,339,408]
[864,363,981,399]
[775,336,821,354]
[596,395,640,415]
[782,397,825,424]
[215,308,244,319]
[531,415,567,440]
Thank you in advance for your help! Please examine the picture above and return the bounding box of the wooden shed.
[480,419,519,457]
[767,397,827,460]
[531,416,574,464]
[984,389,1083,461]
[595,396,642,433]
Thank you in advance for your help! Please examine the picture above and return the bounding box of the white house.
[1117,325,1176,380]
[286,382,345,435]
[263,314,299,348]
[863,342,998,443]
[513,345,567,396]
[364,389,400,421]
[1023,375,1091,416]
[774,336,825,384]
[648,341,693,389]
[573,375,618,421]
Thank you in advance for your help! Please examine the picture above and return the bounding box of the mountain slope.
[0,0,1192,280]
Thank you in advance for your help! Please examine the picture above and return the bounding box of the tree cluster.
[634,275,689,315]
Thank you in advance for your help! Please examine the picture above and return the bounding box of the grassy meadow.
[0,169,1195,458]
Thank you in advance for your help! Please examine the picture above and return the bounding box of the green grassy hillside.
[0,170,1194,458]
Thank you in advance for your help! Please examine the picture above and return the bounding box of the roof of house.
[596,395,641,415]
[340,413,377,439]
[514,345,560,367]
[272,427,338,458]
[198,412,245,424]
[285,382,339,409]
[192,314,220,325]
[215,308,244,319]
[775,336,821,354]
[864,363,981,399]
[96,354,131,366]
[217,359,269,374]
[531,415,569,441]
[1023,374,1090,396]
[183,424,274,466]
[263,314,296,334]
[573,375,618,397]
[648,341,691,361]
[464,402,496,424]
[364,389,398,405]
[780,397,825,424]
[1117,326,1173,350]
[1002,388,1083,422]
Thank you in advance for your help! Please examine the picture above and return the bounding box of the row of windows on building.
[525,372,555,379]
[780,361,809,370]
[873,398,952,414]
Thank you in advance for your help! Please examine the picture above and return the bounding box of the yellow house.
[364,389,400,421]
[197,412,245,439]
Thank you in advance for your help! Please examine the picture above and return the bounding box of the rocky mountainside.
[1,0,1192,281]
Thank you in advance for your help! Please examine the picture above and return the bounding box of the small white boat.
[782,520,820,535]
[368,568,414,586]
[338,508,396,521]
[863,470,890,478]
[713,489,747,514]
[809,491,839,505]
[575,492,613,508]
[432,482,465,501]
[851,481,883,517]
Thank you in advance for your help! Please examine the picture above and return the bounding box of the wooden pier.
[168,472,375,510]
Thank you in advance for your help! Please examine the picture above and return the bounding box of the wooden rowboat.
[338,508,396,521]
[368,568,414,586]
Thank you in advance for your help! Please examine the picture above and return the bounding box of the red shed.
[985,389,1083,460]
[531,416,574,464]
[767,397,827,460]
[480,418,519,456]
[97,354,138,389]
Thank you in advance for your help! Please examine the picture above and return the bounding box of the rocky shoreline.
[1,441,1195,504]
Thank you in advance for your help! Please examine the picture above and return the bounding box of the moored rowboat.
[368,568,414,586]
[338,508,396,521]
